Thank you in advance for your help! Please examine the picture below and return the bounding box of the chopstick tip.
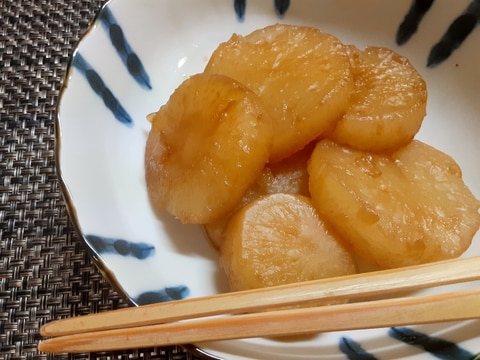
[37,339,57,353]
[40,323,54,337]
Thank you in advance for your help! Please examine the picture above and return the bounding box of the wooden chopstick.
[40,256,480,339]
[38,287,480,353]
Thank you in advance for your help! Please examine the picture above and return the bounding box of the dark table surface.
[0,1,201,359]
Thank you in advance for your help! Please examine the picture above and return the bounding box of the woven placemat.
[0,1,202,359]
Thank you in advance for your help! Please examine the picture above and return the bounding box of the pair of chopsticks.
[38,256,480,353]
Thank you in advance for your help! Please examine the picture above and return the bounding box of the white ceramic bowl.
[56,0,480,358]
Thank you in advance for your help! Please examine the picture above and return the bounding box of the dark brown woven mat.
[0,1,203,359]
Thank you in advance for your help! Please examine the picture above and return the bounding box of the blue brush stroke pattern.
[72,53,134,127]
[233,0,291,19]
[339,337,379,360]
[99,7,152,90]
[389,327,478,359]
[397,0,480,67]
[85,234,155,259]
[134,286,190,305]
[234,0,246,20]
[396,0,435,45]
[427,0,480,67]
[274,0,291,16]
